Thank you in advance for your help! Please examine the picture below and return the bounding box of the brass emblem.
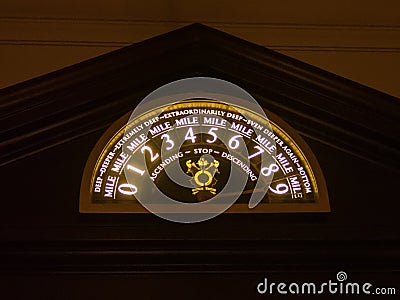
[186,157,220,195]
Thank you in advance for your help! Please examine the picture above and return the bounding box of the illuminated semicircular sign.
[80,97,330,220]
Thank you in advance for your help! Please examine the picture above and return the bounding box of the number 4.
[185,127,196,143]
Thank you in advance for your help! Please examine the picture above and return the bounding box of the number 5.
[206,127,218,143]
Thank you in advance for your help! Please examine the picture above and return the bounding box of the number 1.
[127,164,145,176]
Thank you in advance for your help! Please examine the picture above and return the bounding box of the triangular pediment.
[1,23,399,284]
[0,23,399,170]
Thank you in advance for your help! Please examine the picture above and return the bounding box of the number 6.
[228,135,241,150]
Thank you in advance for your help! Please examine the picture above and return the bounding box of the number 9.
[269,183,289,194]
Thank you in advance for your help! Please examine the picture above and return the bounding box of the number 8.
[261,163,279,177]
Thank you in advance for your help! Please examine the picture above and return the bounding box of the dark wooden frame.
[0,24,399,288]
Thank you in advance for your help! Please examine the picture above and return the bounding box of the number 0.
[118,183,138,196]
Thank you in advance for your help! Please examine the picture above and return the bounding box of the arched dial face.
[80,99,330,213]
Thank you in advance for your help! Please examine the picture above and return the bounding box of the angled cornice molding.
[2,18,400,51]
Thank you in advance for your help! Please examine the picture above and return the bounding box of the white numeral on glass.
[228,135,241,150]
[261,163,279,176]
[248,145,265,159]
[269,183,289,194]
[185,127,197,143]
[141,145,159,162]
[127,164,145,176]
[161,133,174,150]
[206,127,218,143]
[118,183,138,195]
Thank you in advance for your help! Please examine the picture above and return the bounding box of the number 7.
[248,145,264,159]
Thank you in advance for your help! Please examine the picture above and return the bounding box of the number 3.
[161,134,174,150]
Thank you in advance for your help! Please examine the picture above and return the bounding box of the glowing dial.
[80,99,329,213]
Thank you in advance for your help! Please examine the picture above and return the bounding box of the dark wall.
[1,127,399,298]
[0,24,398,299]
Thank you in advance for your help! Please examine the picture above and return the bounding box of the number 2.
[141,145,159,162]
